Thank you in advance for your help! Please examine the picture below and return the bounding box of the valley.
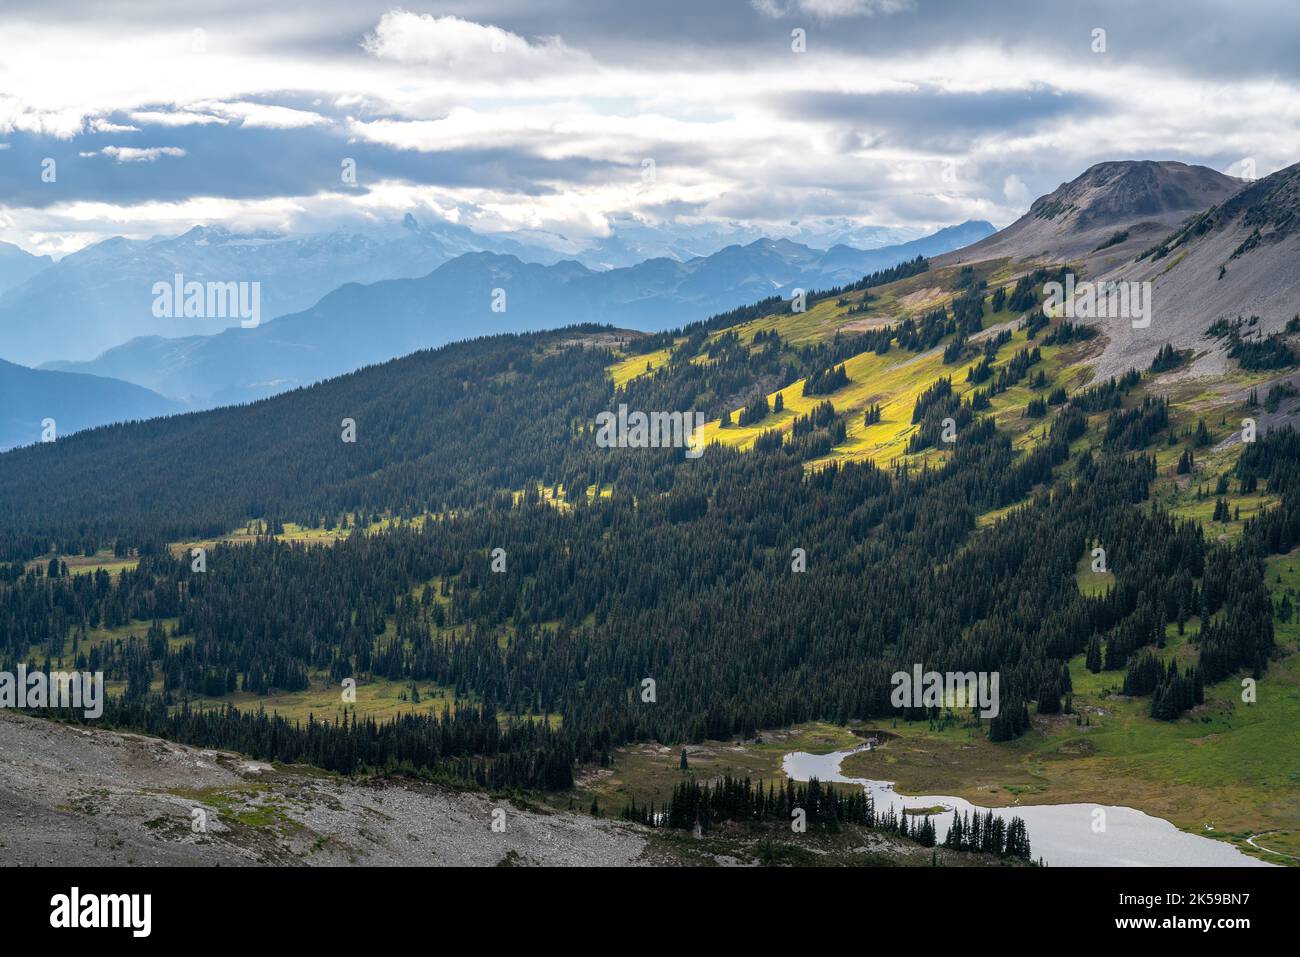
[3,158,1300,871]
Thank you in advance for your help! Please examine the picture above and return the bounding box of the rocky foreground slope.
[0,714,987,867]
[0,712,649,867]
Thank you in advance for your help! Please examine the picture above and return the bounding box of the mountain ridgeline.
[0,216,570,368]
[31,221,994,407]
[0,359,179,452]
[938,160,1243,269]
[0,241,52,297]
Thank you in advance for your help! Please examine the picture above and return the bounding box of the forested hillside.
[1,250,1292,798]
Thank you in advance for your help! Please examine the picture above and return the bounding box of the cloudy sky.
[1,0,1296,257]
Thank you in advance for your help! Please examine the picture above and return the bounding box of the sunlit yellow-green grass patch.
[976,499,1033,528]
[700,316,1095,472]
[410,576,453,607]
[164,512,431,559]
[818,349,953,466]
[865,326,1089,466]
[607,347,671,387]
[360,512,431,533]
[602,260,1047,467]
[1168,489,1275,540]
[508,482,612,509]
[735,293,854,345]
[725,261,1018,349]
[183,676,463,724]
[184,674,564,731]
[697,345,932,458]
[511,482,573,510]
[25,549,140,578]
[168,519,369,560]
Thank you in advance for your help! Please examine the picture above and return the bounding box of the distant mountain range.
[0,214,943,369]
[18,155,1297,448]
[0,217,541,367]
[0,358,179,452]
[9,159,1294,525]
[0,242,52,298]
[41,220,995,406]
[562,216,923,269]
[8,157,1300,485]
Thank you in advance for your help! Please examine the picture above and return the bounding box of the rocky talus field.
[0,713,651,867]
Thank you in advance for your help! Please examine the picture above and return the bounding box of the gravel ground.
[0,712,651,867]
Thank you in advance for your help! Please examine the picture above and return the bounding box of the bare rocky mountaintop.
[938,160,1243,271]
[938,159,1300,380]
[1096,161,1300,378]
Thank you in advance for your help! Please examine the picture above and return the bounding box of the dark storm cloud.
[0,115,621,209]
[11,0,1300,81]
[400,0,1300,86]
[773,87,1108,148]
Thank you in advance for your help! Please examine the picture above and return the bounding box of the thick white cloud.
[0,96,87,138]
[88,118,140,133]
[129,111,228,127]
[1002,175,1031,205]
[361,11,593,78]
[85,146,187,163]
[752,0,916,19]
[191,101,327,129]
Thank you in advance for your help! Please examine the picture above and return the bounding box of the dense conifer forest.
[0,267,1287,795]
[621,774,1033,860]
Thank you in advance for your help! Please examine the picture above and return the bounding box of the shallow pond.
[783,745,1272,867]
